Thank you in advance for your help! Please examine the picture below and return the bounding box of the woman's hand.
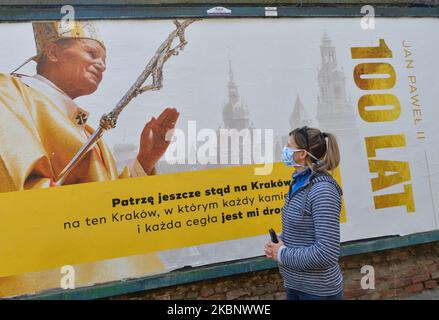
[264,240,284,261]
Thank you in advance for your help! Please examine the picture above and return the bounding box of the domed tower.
[222,60,251,130]
[217,60,255,165]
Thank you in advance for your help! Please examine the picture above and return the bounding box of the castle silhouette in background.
[113,33,362,177]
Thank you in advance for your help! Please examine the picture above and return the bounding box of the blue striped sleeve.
[279,182,341,270]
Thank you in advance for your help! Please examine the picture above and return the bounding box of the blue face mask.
[282,147,304,167]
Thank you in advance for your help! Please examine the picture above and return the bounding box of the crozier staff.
[0,20,179,192]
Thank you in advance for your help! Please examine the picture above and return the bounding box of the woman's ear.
[297,149,308,160]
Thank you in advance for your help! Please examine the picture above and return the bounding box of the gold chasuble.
[0,73,128,191]
[0,73,164,297]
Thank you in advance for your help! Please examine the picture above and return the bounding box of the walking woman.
[265,126,343,300]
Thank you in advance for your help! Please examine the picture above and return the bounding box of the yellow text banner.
[0,162,344,277]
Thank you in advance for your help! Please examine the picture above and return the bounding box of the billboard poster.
[0,17,438,297]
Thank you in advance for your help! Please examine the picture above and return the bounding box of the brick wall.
[110,241,439,300]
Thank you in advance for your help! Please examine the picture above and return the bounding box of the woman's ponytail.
[316,132,340,172]
[291,127,341,173]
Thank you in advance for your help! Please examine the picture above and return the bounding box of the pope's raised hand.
[137,107,180,174]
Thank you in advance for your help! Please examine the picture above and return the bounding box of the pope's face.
[55,38,106,97]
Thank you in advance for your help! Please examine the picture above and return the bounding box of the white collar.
[16,73,90,127]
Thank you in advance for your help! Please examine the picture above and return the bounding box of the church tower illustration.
[316,33,355,131]
[222,60,252,130]
[290,95,314,130]
[275,95,315,161]
[216,60,255,165]
[316,33,369,221]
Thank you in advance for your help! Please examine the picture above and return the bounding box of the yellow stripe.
[0,162,345,277]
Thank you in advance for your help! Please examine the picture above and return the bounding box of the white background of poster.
[0,18,438,271]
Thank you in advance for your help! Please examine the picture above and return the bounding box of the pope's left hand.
[137,107,180,174]
[264,240,284,261]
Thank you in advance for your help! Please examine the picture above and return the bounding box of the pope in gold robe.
[0,21,179,297]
